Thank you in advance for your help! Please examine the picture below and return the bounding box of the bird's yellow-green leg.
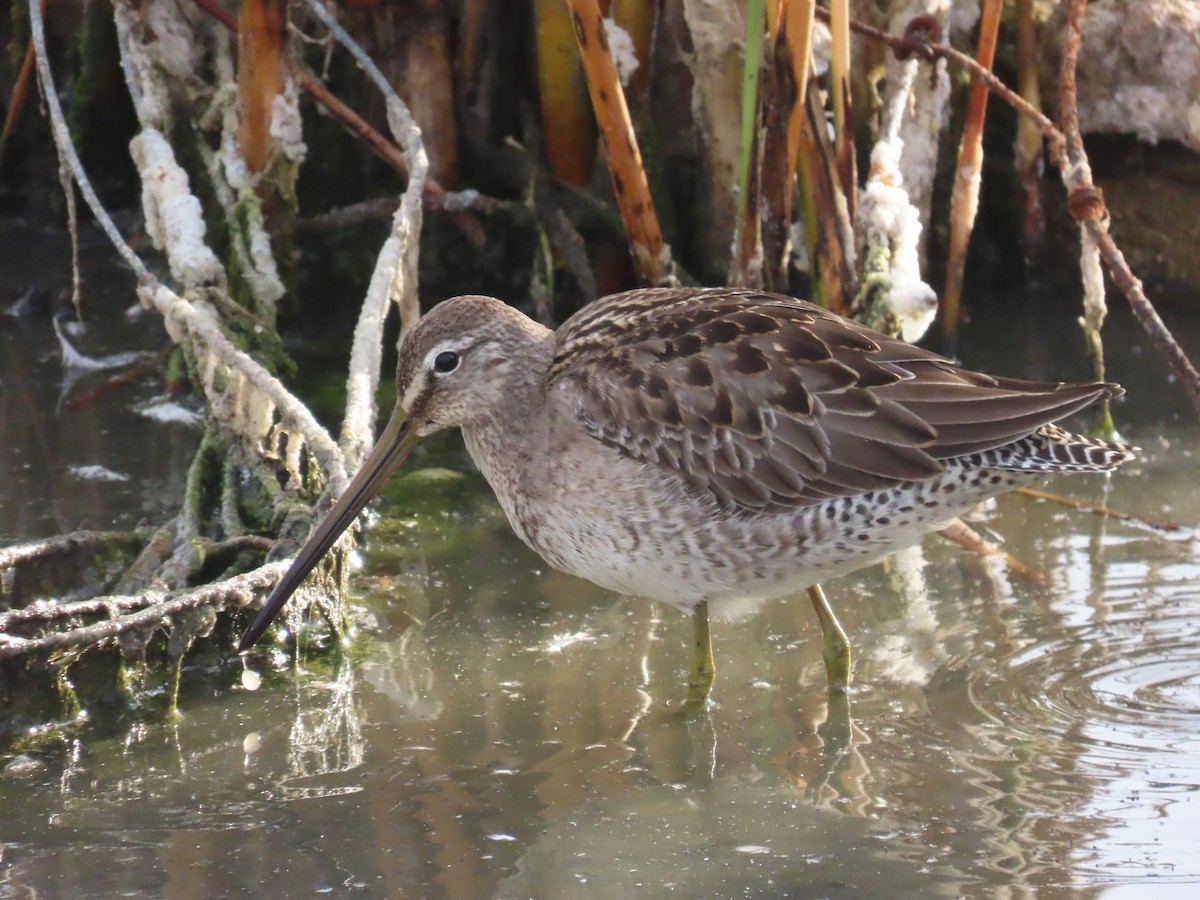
[807,585,851,693]
[686,600,716,708]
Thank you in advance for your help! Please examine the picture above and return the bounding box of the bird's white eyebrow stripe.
[421,338,473,372]
[403,339,475,411]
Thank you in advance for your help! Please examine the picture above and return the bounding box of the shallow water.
[2,230,1199,896]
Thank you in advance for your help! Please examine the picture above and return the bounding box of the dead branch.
[815,5,1200,421]
[190,0,485,246]
[18,0,429,660]
[301,0,428,468]
[0,562,289,660]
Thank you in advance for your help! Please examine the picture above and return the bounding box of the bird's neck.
[459,331,555,538]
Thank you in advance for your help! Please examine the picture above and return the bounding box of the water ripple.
[962,530,1200,883]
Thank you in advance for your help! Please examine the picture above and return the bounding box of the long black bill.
[238,407,420,651]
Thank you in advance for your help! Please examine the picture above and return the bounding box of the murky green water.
[2,228,1199,896]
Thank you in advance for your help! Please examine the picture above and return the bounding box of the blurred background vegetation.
[4,0,1198,350]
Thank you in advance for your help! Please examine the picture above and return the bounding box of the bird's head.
[395,295,552,436]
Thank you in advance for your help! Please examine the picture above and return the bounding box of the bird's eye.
[433,350,460,374]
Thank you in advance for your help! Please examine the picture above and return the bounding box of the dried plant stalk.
[192,0,484,244]
[760,0,816,291]
[535,0,598,186]
[941,0,1002,344]
[1015,0,1045,263]
[0,10,40,170]
[796,82,854,313]
[732,0,766,287]
[237,0,287,175]
[829,0,856,218]
[566,0,674,285]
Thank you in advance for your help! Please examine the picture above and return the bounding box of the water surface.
[2,234,1198,896]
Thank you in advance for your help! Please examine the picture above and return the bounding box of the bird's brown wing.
[550,288,1118,513]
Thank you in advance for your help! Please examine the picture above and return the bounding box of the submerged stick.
[1015,487,1188,535]
[938,519,1048,588]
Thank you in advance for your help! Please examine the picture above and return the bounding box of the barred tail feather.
[990,424,1135,473]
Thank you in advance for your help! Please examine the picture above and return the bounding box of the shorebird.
[239,288,1132,704]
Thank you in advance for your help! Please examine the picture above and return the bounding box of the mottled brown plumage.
[240,287,1132,698]
[553,288,1121,512]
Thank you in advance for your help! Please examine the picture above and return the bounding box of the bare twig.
[301,0,429,468]
[815,8,1065,164]
[1058,0,1111,431]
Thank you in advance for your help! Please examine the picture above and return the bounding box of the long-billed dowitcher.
[239,288,1132,703]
